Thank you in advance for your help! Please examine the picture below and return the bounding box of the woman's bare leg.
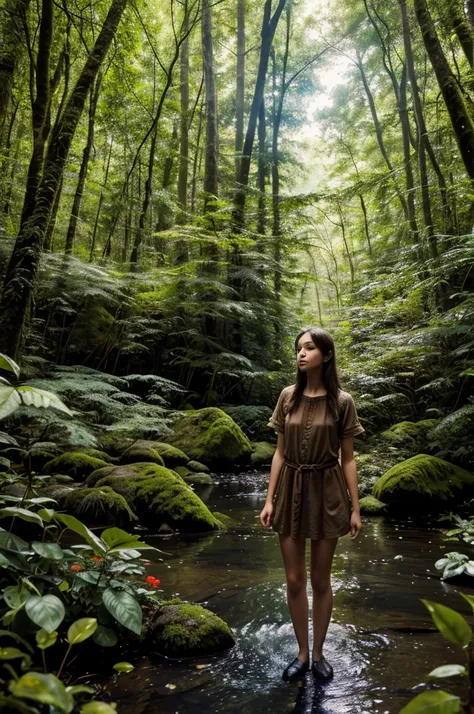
[279,534,309,662]
[310,537,338,661]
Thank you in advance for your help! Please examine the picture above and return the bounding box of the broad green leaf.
[112,662,134,673]
[102,588,142,635]
[25,595,65,633]
[3,586,28,610]
[0,647,27,660]
[10,673,74,713]
[460,592,474,612]
[400,690,461,713]
[37,507,56,522]
[428,664,467,678]
[93,626,118,647]
[100,528,135,548]
[0,354,20,378]
[80,702,117,714]
[421,599,472,648]
[0,386,21,419]
[36,629,58,650]
[0,507,43,526]
[16,387,73,416]
[31,542,64,560]
[55,514,106,554]
[67,618,98,645]
[59,581,70,592]
[0,531,30,553]
[0,456,11,468]
[0,431,18,445]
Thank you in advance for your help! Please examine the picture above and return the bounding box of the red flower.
[154,579,161,587]
[70,564,81,572]
[91,556,102,562]
[146,576,156,584]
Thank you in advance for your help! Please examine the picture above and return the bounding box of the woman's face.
[296,332,330,371]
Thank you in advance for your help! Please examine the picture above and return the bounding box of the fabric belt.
[282,458,339,537]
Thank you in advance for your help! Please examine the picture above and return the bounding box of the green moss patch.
[250,441,275,466]
[359,496,387,515]
[372,454,474,514]
[120,445,165,466]
[64,486,137,525]
[167,408,252,469]
[150,602,235,657]
[43,453,110,482]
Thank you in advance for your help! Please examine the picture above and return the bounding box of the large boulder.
[250,441,275,467]
[91,463,221,532]
[149,600,235,657]
[43,453,110,482]
[120,445,165,466]
[359,496,387,515]
[377,419,439,449]
[97,436,189,467]
[64,486,137,526]
[167,408,252,469]
[220,405,274,442]
[372,454,474,514]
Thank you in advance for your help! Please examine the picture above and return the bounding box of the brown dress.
[267,385,365,540]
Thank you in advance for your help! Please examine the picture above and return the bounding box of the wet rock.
[359,495,387,515]
[149,601,235,657]
[64,486,137,526]
[250,441,275,466]
[120,445,165,467]
[187,460,210,473]
[43,453,110,482]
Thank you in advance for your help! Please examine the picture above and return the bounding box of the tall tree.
[0,0,128,359]
[201,0,219,207]
[0,0,31,124]
[235,0,246,178]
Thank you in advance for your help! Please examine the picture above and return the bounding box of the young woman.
[259,327,364,683]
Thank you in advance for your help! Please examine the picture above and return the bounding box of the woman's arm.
[265,432,285,504]
[340,436,360,511]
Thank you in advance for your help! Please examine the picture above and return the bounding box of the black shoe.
[282,656,309,682]
[311,655,333,680]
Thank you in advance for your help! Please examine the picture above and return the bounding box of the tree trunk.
[201,0,219,207]
[447,0,474,69]
[65,74,101,254]
[232,0,287,228]
[90,135,113,262]
[177,4,189,220]
[399,0,453,232]
[257,97,266,236]
[0,0,127,360]
[414,0,474,181]
[0,0,31,123]
[235,0,245,178]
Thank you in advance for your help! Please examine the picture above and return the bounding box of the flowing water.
[106,470,473,714]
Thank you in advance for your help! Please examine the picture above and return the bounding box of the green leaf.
[55,514,106,554]
[65,685,95,696]
[37,507,56,522]
[0,507,43,526]
[25,595,65,633]
[67,618,98,645]
[0,354,20,378]
[101,527,157,553]
[0,630,34,653]
[80,702,117,714]
[400,690,461,713]
[0,531,30,553]
[422,599,472,648]
[428,664,467,678]
[3,586,28,610]
[31,542,64,560]
[9,673,74,713]
[35,629,58,650]
[0,647,27,660]
[0,431,19,445]
[93,626,118,647]
[102,588,142,635]
[59,580,70,592]
[112,662,134,673]
[460,592,474,612]
[16,387,73,416]
[0,386,22,419]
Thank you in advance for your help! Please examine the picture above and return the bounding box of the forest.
[0,0,474,711]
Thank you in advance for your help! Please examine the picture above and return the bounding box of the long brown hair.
[287,326,342,423]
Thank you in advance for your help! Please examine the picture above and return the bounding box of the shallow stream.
[106,470,473,714]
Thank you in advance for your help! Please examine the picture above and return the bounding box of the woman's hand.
[350,510,362,539]
[259,502,273,529]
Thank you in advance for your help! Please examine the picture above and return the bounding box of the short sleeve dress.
[267,385,365,539]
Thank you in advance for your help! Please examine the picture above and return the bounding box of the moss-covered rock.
[43,453,110,482]
[49,474,76,485]
[120,445,165,466]
[372,454,474,514]
[220,405,274,442]
[74,448,118,464]
[149,602,235,657]
[64,486,137,526]
[250,441,275,466]
[359,496,387,515]
[28,450,56,472]
[378,419,439,448]
[173,465,192,479]
[167,408,252,469]
[93,463,221,532]
[97,436,189,467]
[186,460,210,473]
[212,511,238,527]
[182,473,214,485]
